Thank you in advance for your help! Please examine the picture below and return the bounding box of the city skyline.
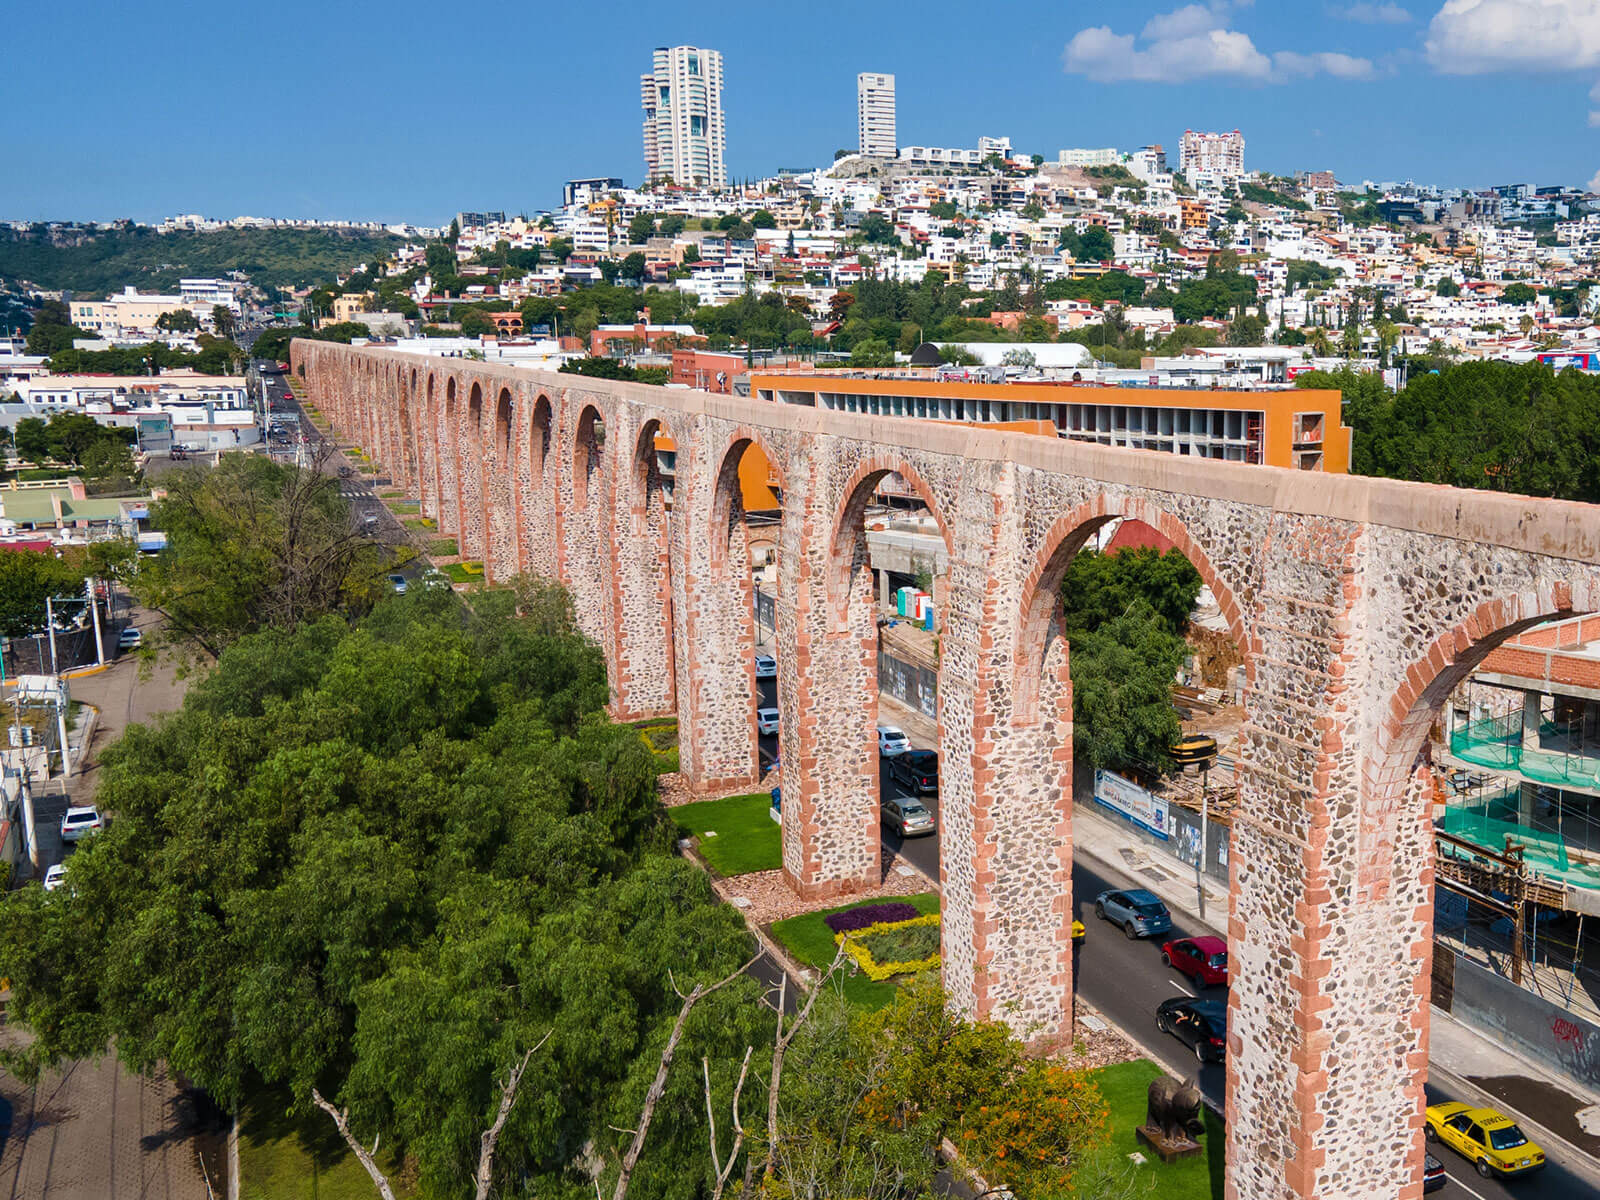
[5,0,1599,221]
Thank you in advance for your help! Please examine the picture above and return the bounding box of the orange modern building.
[748,372,1349,472]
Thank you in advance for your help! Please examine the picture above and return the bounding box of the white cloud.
[1591,80,1600,99]
[1331,2,1413,20]
[1141,3,1225,40]
[1274,50,1378,78]
[1589,169,1600,192]
[1063,7,1373,83]
[1590,109,1600,125]
[1426,0,1600,73]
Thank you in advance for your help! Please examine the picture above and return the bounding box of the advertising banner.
[1093,769,1168,839]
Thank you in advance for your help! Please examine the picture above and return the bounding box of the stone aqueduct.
[295,340,1600,1200]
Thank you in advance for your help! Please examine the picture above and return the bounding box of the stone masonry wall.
[293,340,1600,1200]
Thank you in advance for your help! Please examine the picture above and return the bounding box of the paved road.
[752,678,1591,1199]
[0,628,218,1200]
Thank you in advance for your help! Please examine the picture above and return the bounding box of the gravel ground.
[712,861,934,926]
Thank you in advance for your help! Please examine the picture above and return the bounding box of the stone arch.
[607,413,680,721]
[1012,495,1251,726]
[708,427,786,576]
[419,373,440,520]
[481,385,516,579]
[529,393,554,483]
[440,376,462,538]
[573,402,605,510]
[825,455,954,631]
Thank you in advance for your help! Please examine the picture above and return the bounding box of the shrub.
[824,902,920,934]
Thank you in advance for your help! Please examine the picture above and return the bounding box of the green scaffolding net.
[1449,716,1600,790]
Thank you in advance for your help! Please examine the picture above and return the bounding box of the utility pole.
[87,576,104,667]
[1195,762,1210,921]
[44,597,58,675]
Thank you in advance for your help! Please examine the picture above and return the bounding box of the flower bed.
[823,901,920,934]
[836,913,941,981]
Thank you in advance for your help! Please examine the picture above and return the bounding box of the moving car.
[1425,1102,1545,1178]
[1161,935,1229,988]
[60,806,103,842]
[881,795,936,837]
[754,654,777,679]
[1156,996,1228,1063]
[388,574,408,595]
[1423,1153,1446,1193]
[42,864,66,892]
[1094,888,1173,939]
[890,749,939,794]
[756,707,780,735]
[117,627,142,650]
[877,724,910,757]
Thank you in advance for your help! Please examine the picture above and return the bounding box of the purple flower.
[824,902,920,934]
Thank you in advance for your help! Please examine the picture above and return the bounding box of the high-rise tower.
[857,72,896,158]
[641,46,727,188]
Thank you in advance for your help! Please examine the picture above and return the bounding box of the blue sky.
[7,0,1599,223]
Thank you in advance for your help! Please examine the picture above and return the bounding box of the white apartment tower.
[641,46,727,188]
[1178,129,1245,181]
[857,72,896,158]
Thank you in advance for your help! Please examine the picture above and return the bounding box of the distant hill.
[0,226,407,294]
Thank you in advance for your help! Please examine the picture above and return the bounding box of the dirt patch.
[721,863,933,926]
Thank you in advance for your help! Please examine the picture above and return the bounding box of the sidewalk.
[1072,798,1600,1180]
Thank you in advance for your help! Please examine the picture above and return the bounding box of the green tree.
[458,308,495,337]
[849,337,894,366]
[12,417,50,464]
[1502,282,1537,305]
[1227,312,1266,346]
[1436,277,1461,298]
[621,251,648,281]
[1069,601,1190,773]
[23,299,90,356]
[658,214,686,237]
[131,454,392,660]
[627,212,658,244]
[211,304,236,338]
[0,549,88,638]
[750,209,777,229]
[78,437,136,483]
[155,308,199,333]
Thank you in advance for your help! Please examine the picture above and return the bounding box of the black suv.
[890,749,938,795]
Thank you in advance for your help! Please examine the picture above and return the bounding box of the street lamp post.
[1195,762,1211,921]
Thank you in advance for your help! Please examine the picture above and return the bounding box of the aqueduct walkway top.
[295,339,1600,1200]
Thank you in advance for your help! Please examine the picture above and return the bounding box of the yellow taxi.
[1425,1102,1545,1179]
[1072,919,1086,944]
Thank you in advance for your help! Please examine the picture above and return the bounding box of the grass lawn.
[238,1087,420,1200]
[403,517,436,531]
[427,537,459,556]
[770,893,941,1010]
[1089,1059,1224,1200]
[673,793,781,876]
[444,561,483,583]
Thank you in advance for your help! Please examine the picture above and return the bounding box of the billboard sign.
[1093,769,1168,839]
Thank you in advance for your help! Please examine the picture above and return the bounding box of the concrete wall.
[294,339,1600,1200]
[1451,955,1600,1091]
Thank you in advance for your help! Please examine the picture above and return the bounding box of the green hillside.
[0,226,406,293]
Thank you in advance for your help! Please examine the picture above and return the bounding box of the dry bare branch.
[611,954,760,1200]
[764,943,850,1181]
[473,1031,552,1200]
[703,1047,754,1200]
[310,1088,398,1200]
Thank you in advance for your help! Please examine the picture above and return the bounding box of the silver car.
[1094,888,1173,940]
[881,796,936,837]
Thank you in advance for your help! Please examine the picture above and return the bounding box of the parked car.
[117,627,142,650]
[1425,1102,1545,1178]
[1156,996,1228,1063]
[877,724,910,757]
[388,574,408,595]
[756,707,780,735]
[890,749,939,794]
[1094,888,1173,939]
[1423,1153,1447,1193]
[1161,935,1229,988]
[881,795,936,837]
[60,806,103,842]
[754,654,777,679]
[42,864,66,892]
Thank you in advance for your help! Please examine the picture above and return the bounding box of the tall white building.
[1178,129,1245,181]
[641,46,727,188]
[857,72,896,158]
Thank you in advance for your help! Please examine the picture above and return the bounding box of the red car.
[1161,935,1229,988]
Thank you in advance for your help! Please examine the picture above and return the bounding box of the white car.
[60,806,103,842]
[756,707,780,735]
[877,724,910,757]
[117,627,142,650]
[42,864,66,891]
[754,654,777,679]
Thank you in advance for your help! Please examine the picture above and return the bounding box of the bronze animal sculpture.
[1146,1075,1203,1143]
